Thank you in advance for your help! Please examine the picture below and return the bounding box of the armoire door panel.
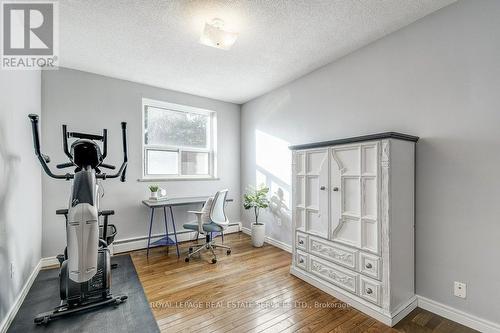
[342,177,360,216]
[296,176,305,207]
[330,149,341,241]
[332,216,361,247]
[305,149,329,238]
[306,176,320,209]
[307,210,329,237]
[307,150,327,175]
[362,219,379,253]
[295,208,305,230]
[361,144,378,175]
[295,152,306,175]
[333,146,360,175]
[362,177,377,219]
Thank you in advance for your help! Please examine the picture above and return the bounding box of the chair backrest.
[210,189,229,227]
[201,197,213,224]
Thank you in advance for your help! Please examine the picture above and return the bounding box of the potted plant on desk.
[149,185,159,200]
[243,185,269,247]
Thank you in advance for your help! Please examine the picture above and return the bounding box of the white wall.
[241,0,500,324]
[41,68,240,257]
[0,71,42,327]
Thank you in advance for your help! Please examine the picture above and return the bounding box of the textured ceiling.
[59,0,456,104]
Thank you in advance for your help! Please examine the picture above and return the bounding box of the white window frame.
[141,98,217,180]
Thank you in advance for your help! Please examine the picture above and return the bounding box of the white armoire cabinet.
[290,132,418,326]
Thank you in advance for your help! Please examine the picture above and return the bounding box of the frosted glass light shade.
[199,19,238,50]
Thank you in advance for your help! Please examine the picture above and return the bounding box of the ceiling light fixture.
[199,18,238,50]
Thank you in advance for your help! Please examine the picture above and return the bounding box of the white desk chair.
[183,189,231,264]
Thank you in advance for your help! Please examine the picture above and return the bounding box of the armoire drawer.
[309,255,358,294]
[295,250,308,270]
[296,231,308,251]
[359,253,381,280]
[309,236,357,270]
[359,276,382,306]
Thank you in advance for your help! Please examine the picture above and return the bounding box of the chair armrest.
[188,211,205,233]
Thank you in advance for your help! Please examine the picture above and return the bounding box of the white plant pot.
[150,191,158,199]
[251,223,265,247]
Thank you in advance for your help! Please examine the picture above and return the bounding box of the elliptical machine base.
[34,244,127,325]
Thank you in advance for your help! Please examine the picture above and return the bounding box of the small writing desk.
[142,196,233,257]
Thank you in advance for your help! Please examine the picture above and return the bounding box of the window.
[142,98,217,179]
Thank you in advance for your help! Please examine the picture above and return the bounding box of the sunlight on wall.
[254,130,292,230]
[256,169,266,187]
[255,129,291,185]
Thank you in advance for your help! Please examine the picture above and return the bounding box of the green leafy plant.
[243,185,270,225]
[149,185,159,192]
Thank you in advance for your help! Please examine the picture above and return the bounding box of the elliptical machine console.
[28,114,128,325]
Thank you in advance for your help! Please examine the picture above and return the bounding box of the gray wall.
[0,71,42,326]
[42,68,240,257]
[241,0,500,323]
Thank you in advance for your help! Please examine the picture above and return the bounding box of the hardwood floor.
[130,232,476,333]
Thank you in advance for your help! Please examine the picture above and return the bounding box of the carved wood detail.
[380,139,391,311]
[311,260,355,289]
[310,240,354,266]
[330,149,347,174]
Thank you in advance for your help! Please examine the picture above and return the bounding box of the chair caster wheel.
[188,247,193,253]
[185,257,190,262]
[227,250,231,255]
[211,258,217,264]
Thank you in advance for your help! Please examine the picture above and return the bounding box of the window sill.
[137,177,220,182]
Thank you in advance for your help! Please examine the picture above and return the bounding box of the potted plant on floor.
[243,185,270,247]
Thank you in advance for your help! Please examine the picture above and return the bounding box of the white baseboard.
[0,260,41,333]
[241,226,292,253]
[391,295,419,325]
[417,296,500,333]
[112,222,241,254]
[40,223,242,267]
[40,256,60,269]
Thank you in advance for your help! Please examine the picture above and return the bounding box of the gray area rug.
[8,254,159,333]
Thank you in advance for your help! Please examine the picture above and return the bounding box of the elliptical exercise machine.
[28,114,129,325]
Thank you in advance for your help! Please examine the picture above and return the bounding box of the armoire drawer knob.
[332,187,339,192]
[366,288,373,295]
[320,185,326,190]
[299,258,304,264]
[298,240,304,245]
[365,263,373,269]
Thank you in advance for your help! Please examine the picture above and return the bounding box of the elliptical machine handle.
[28,114,73,180]
[118,122,128,182]
[100,122,128,182]
[56,162,74,169]
[120,122,128,182]
[120,165,127,182]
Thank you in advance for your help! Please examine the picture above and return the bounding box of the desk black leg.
[169,206,180,258]
[163,206,169,254]
[195,202,203,242]
[147,207,155,257]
